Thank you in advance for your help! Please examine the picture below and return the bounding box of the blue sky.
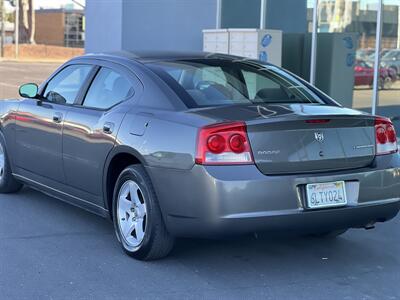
[32,0,400,10]
[35,0,85,9]
[307,0,400,8]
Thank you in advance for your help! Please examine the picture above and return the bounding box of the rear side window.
[83,68,133,110]
[383,51,400,60]
[43,64,92,104]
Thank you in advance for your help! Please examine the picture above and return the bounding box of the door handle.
[53,112,63,123]
[103,122,114,134]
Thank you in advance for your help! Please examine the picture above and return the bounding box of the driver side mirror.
[19,83,39,99]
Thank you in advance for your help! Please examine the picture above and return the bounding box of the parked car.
[354,59,395,89]
[356,48,375,61]
[1,52,399,260]
[365,48,392,64]
[381,49,400,77]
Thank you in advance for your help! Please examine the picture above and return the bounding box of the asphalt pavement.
[0,187,399,299]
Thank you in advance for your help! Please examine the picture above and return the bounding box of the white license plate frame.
[306,181,347,209]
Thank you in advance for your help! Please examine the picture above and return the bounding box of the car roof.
[83,51,248,64]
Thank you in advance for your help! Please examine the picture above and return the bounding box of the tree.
[18,0,35,44]
[1,0,5,57]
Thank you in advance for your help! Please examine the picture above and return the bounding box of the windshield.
[382,51,399,60]
[149,59,326,108]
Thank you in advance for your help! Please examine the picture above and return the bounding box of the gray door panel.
[14,64,95,183]
[62,105,128,200]
[15,99,67,182]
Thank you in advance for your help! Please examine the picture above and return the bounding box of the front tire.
[0,132,23,194]
[112,165,174,260]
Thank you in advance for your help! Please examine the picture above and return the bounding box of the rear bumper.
[147,154,400,237]
[166,198,400,237]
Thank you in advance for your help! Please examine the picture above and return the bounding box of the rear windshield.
[149,59,327,108]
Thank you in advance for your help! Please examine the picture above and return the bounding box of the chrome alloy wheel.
[117,180,147,248]
[0,143,5,181]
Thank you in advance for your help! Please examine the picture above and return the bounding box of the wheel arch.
[103,146,147,219]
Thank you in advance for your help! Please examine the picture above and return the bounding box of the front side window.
[83,68,133,110]
[43,65,92,104]
[150,59,326,108]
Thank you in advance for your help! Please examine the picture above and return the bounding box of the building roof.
[35,8,84,14]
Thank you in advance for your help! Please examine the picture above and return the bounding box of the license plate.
[306,181,347,209]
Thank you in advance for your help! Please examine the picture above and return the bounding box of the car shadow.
[161,227,399,294]
[5,186,399,277]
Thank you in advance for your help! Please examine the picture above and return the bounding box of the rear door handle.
[103,122,114,134]
[53,112,63,123]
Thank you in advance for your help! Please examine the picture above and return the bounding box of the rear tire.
[389,66,398,78]
[379,77,385,90]
[112,164,174,260]
[383,77,393,90]
[0,132,23,194]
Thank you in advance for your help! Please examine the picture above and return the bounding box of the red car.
[354,60,395,89]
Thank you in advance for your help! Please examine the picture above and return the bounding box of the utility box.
[202,29,230,54]
[228,29,282,66]
[282,32,358,108]
[203,28,283,66]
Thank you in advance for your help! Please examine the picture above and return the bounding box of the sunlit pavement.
[353,82,400,110]
[0,187,399,299]
[0,61,59,99]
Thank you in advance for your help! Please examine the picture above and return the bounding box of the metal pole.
[397,4,400,49]
[372,0,383,115]
[1,0,5,58]
[310,0,318,85]
[260,0,267,29]
[14,0,18,59]
[216,0,222,29]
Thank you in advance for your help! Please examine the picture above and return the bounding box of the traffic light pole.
[1,0,5,58]
[310,0,318,85]
[14,0,18,58]
[371,0,383,115]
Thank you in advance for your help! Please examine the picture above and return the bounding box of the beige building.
[35,8,85,48]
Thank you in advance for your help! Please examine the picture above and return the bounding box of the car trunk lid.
[247,116,375,175]
[188,104,376,174]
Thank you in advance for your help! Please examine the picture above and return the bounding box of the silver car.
[0,52,399,260]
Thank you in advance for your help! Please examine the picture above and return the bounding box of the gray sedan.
[0,52,399,260]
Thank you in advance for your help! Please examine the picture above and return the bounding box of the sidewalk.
[2,44,84,62]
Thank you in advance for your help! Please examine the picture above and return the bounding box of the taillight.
[375,117,398,155]
[195,122,254,165]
